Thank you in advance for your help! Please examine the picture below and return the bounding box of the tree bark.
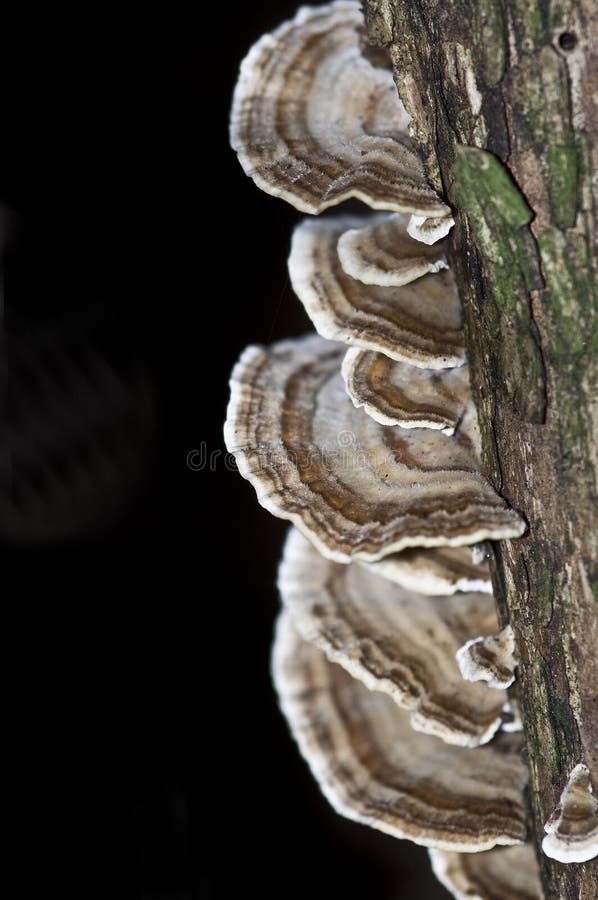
[363,1,597,897]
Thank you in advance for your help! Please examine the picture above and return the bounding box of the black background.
[3,5,449,898]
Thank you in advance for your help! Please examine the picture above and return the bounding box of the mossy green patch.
[451,146,533,228]
[450,146,546,422]
[547,145,578,228]
[475,0,507,84]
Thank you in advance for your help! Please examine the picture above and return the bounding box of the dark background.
[3,5,449,898]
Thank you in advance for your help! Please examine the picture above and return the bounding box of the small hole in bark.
[558,32,577,51]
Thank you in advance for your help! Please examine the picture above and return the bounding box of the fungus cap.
[278,528,505,746]
[342,347,470,432]
[456,625,518,690]
[337,213,448,287]
[542,763,598,863]
[272,610,528,851]
[224,334,526,564]
[428,845,541,899]
[230,2,450,216]
[289,216,465,368]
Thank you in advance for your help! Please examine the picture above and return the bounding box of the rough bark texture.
[363,1,597,897]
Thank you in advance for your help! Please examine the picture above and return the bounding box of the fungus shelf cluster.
[225,2,597,894]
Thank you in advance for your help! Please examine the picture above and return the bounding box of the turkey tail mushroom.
[341,347,470,432]
[428,845,542,899]
[230,2,451,218]
[542,764,598,864]
[288,216,465,368]
[456,625,518,690]
[224,334,525,564]
[337,213,448,287]
[362,545,492,596]
[227,2,534,891]
[272,609,528,851]
[278,528,505,747]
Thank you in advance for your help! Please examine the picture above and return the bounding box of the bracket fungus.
[500,699,524,734]
[289,216,465,368]
[278,528,505,746]
[363,545,492,596]
[541,763,598,864]
[471,542,489,566]
[230,1,450,218]
[337,213,448,287]
[224,334,525,563]
[272,610,528,851]
[429,845,542,900]
[227,2,536,892]
[342,347,470,431]
[407,214,455,245]
[456,624,518,690]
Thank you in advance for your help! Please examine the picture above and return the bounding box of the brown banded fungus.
[289,216,465,368]
[278,528,505,746]
[227,2,535,890]
[337,213,448,287]
[542,764,598,864]
[342,347,470,432]
[456,625,518,690]
[272,609,528,851]
[500,699,524,734]
[230,2,450,218]
[407,214,455,245]
[224,334,525,564]
[362,545,492,596]
[428,845,542,899]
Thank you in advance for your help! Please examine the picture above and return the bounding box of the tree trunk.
[363,2,597,897]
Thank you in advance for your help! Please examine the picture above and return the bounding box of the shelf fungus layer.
[542,763,598,863]
[272,610,528,851]
[429,845,542,900]
[224,334,525,563]
[278,528,505,746]
[407,214,455,246]
[230,2,449,217]
[363,545,492,596]
[289,216,465,368]
[456,625,518,690]
[342,347,470,431]
[337,213,448,287]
